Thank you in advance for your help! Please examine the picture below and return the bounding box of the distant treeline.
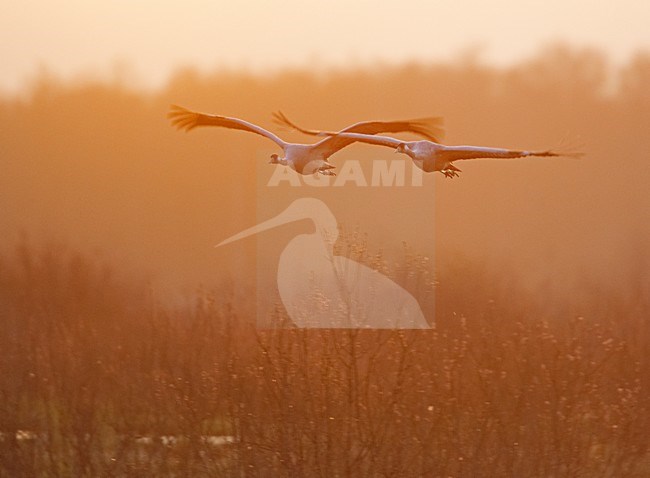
[0,44,648,295]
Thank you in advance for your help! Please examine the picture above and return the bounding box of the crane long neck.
[405,148,418,159]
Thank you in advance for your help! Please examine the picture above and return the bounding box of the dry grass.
[0,241,647,477]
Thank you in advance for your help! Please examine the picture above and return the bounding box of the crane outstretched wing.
[440,145,584,162]
[272,111,443,156]
[169,105,287,148]
[316,132,403,150]
[273,111,444,143]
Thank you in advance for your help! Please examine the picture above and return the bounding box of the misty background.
[1,45,649,309]
[2,36,650,475]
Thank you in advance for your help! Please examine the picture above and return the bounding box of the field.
[1,46,649,476]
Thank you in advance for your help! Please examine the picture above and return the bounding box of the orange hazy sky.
[2,0,649,95]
